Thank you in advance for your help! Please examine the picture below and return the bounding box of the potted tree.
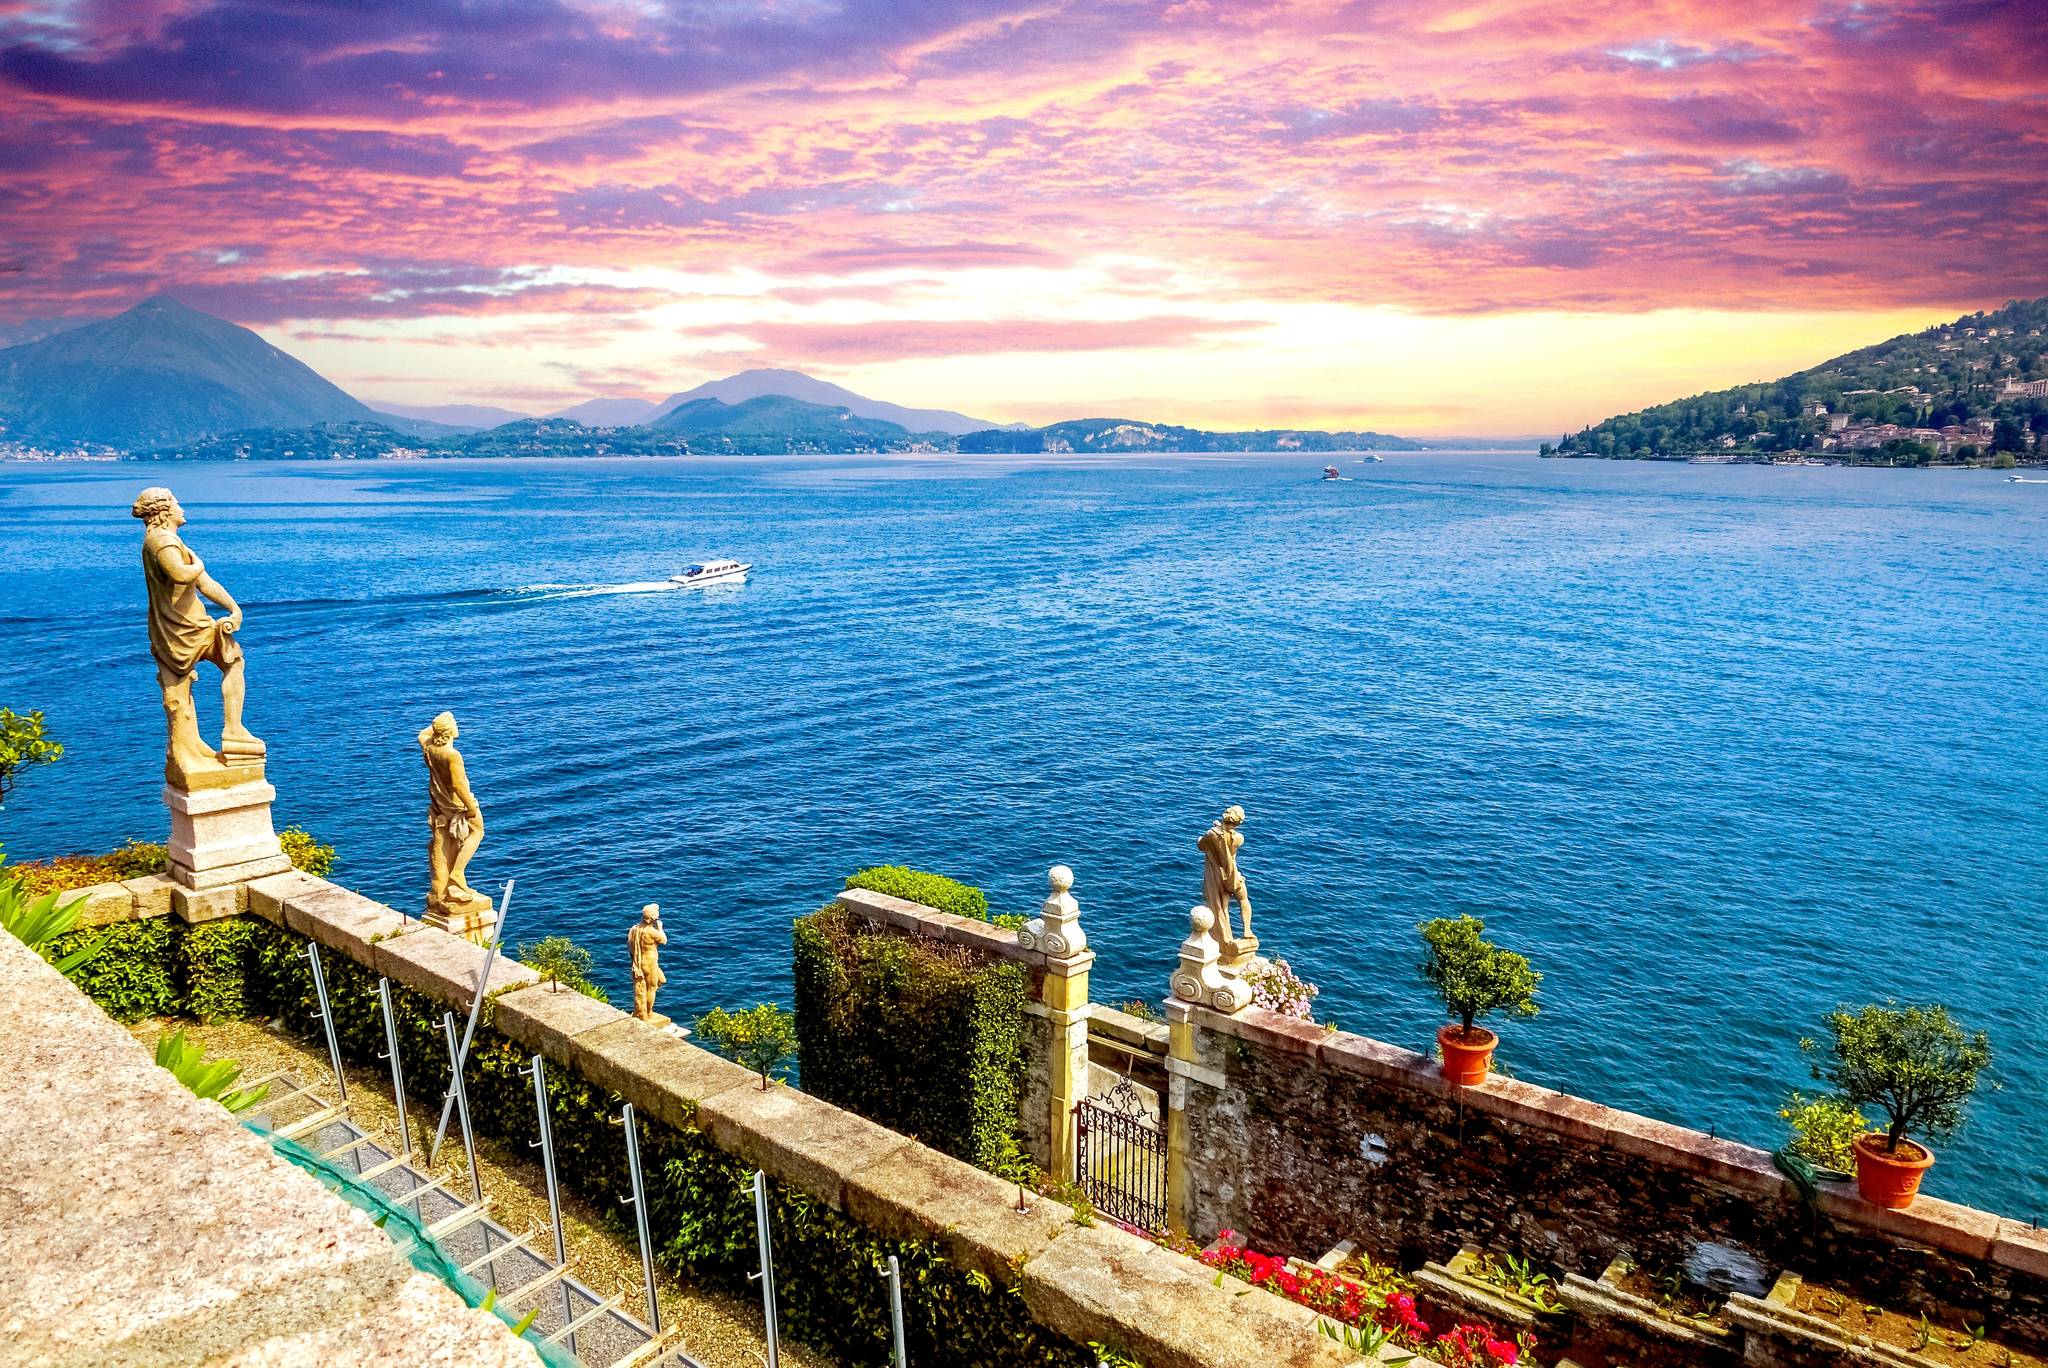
[1419,916,1540,1085]
[1806,1001,1991,1209]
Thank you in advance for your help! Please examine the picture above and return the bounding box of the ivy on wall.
[793,904,1033,1179]
[109,914,1093,1368]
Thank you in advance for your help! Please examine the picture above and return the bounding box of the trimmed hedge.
[59,917,180,1022]
[50,915,259,1023]
[844,866,989,922]
[794,904,1032,1179]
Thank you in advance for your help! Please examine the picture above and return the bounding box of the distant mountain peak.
[0,294,378,450]
[650,367,1006,436]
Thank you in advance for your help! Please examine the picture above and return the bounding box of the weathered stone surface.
[835,887,1044,967]
[0,925,535,1368]
[171,881,245,923]
[1200,1003,1327,1060]
[1184,1013,2048,1352]
[244,869,328,926]
[1996,1222,2048,1281]
[566,1018,752,1131]
[371,920,536,1008]
[284,881,413,965]
[840,1141,1069,1284]
[66,881,136,928]
[1087,1004,1171,1051]
[122,873,176,921]
[696,1082,916,1210]
[1018,1223,1357,1368]
[1018,1000,1054,1170]
[493,983,631,1063]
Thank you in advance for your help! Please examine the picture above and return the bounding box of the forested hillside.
[1554,298,2048,463]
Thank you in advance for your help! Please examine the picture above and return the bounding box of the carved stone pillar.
[1021,865,1093,1185]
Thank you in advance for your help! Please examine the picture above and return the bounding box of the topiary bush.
[793,904,1031,1177]
[844,866,989,921]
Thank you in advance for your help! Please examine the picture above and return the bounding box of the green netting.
[249,1122,581,1368]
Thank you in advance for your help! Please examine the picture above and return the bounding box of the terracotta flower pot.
[1851,1132,1934,1209]
[1437,1024,1499,1085]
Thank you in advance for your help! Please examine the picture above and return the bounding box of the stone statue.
[418,711,492,938]
[1197,805,1254,960]
[132,487,263,784]
[629,903,668,1023]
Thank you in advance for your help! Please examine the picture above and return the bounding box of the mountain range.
[0,295,1428,457]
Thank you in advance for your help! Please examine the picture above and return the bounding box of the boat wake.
[502,581,683,602]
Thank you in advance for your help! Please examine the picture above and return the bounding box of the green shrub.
[1805,1001,1992,1155]
[1419,915,1540,1037]
[515,935,608,1002]
[179,918,258,1022]
[845,866,990,922]
[12,822,332,897]
[1779,1090,1866,1172]
[10,839,169,897]
[55,917,179,1021]
[279,825,336,877]
[695,1003,798,1088]
[794,905,1030,1176]
[0,707,62,807]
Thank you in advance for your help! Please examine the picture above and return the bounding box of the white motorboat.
[670,558,751,587]
[1357,454,1385,463]
[1322,465,1342,481]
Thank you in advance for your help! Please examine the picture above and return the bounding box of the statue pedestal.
[633,1012,674,1030]
[425,889,496,946]
[1169,905,1250,1015]
[163,776,292,892]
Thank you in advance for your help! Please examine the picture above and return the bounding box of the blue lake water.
[2,452,2044,1217]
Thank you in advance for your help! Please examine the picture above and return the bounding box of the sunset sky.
[1,0,2044,435]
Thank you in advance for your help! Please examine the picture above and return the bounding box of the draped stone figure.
[1197,805,1255,961]
[629,904,668,1023]
[419,712,493,940]
[132,487,263,784]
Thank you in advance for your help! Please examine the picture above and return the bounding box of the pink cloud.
[0,0,2042,335]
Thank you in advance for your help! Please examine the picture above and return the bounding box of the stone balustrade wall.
[1177,1000,2048,1351]
[52,871,1376,1368]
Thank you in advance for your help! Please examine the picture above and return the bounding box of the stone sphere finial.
[1047,864,1073,894]
[1189,904,1214,934]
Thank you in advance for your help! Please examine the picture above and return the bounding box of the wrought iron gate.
[1073,1077,1168,1230]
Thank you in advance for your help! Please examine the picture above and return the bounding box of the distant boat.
[1322,465,1342,481]
[2010,475,2048,484]
[1356,454,1384,464]
[670,558,751,587]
